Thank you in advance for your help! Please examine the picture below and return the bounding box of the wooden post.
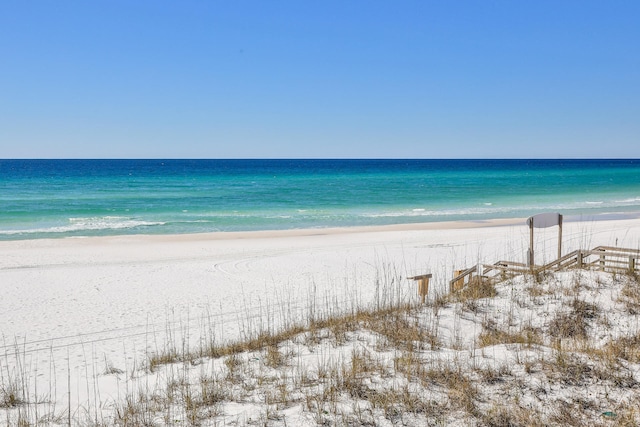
[529,221,534,267]
[408,274,432,304]
[630,256,635,274]
[419,278,429,303]
[558,215,563,260]
[452,270,464,292]
[600,254,605,271]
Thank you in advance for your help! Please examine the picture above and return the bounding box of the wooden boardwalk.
[450,246,640,293]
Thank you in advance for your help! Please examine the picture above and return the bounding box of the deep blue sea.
[1,159,639,240]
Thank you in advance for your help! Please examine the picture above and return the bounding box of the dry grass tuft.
[368,386,443,422]
[0,364,27,411]
[550,312,587,340]
[547,402,588,427]
[446,373,478,415]
[532,269,555,284]
[455,277,498,301]
[477,363,512,384]
[549,298,599,340]
[545,352,595,386]
[113,391,162,427]
[571,298,599,320]
[422,364,478,414]
[478,319,543,348]
[526,282,552,297]
[0,385,24,409]
[364,311,439,351]
[605,333,640,363]
[619,276,640,314]
[263,344,289,369]
[453,277,499,313]
[481,403,546,427]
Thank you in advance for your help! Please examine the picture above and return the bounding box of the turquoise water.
[1,159,639,240]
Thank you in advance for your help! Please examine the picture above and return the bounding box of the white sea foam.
[616,197,640,203]
[362,206,515,218]
[0,216,165,235]
[362,197,640,220]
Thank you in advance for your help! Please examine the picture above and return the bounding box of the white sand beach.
[2,217,640,425]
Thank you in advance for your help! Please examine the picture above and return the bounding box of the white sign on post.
[527,212,562,229]
[527,213,563,266]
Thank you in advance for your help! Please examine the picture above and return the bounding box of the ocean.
[1,159,639,240]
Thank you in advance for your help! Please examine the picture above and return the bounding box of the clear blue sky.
[1,1,638,158]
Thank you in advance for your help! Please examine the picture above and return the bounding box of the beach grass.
[3,265,640,426]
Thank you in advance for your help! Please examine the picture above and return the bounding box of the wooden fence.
[449,246,640,293]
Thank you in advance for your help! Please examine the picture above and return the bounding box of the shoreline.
[4,211,640,246]
[4,211,640,248]
[110,216,530,242]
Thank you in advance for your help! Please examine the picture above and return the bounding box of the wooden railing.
[449,246,640,293]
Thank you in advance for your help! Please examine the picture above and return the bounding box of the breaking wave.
[0,216,165,236]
